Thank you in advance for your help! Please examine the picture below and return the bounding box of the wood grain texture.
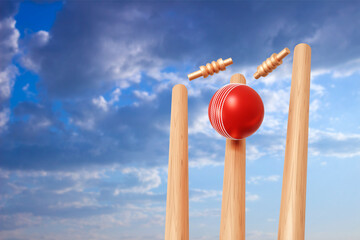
[220,73,246,240]
[278,43,311,240]
[165,84,189,240]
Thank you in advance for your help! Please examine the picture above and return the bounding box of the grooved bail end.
[188,58,233,81]
[254,48,290,79]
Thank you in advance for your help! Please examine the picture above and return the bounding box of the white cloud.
[35,118,52,129]
[19,55,41,72]
[309,128,360,158]
[147,68,184,84]
[0,164,166,237]
[258,113,287,136]
[261,114,282,129]
[247,175,280,184]
[310,82,325,96]
[22,83,30,91]
[311,68,331,79]
[247,145,266,161]
[188,143,224,168]
[188,106,222,139]
[92,88,122,111]
[0,209,165,240]
[311,58,360,80]
[92,95,108,111]
[0,17,19,65]
[32,30,50,46]
[267,218,276,222]
[115,167,161,194]
[332,58,360,78]
[133,90,156,102]
[0,65,18,101]
[310,98,320,113]
[246,192,260,201]
[92,29,167,92]
[189,156,223,168]
[70,117,95,130]
[259,88,290,114]
[109,88,121,104]
[189,208,220,218]
[309,128,360,143]
[0,17,19,102]
[0,167,110,197]
[19,31,50,72]
[49,196,99,208]
[0,213,43,229]
[190,189,222,202]
[247,230,276,240]
[0,108,10,132]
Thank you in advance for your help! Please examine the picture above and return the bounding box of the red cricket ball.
[208,83,264,140]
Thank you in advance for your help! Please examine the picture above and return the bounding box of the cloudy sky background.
[1,1,360,239]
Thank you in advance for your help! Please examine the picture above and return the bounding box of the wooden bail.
[188,58,233,81]
[254,48,290,79]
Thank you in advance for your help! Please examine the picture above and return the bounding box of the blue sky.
[1,1,360,239]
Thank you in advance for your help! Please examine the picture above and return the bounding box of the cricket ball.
[208,83,264,140]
